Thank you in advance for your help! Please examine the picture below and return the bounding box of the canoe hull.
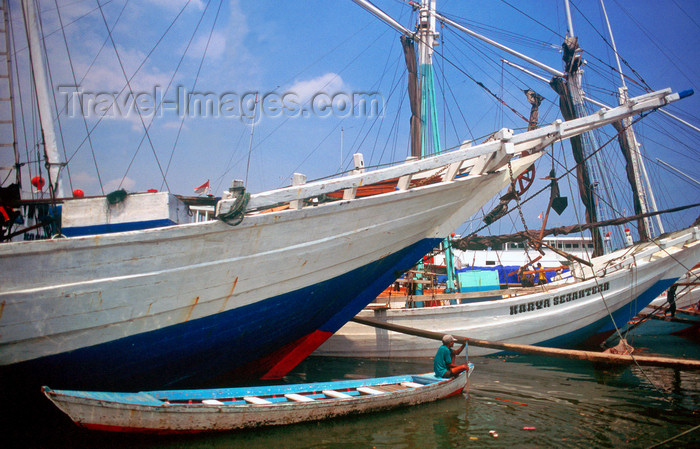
[43,371,469,433]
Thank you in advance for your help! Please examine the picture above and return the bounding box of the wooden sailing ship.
[315,0,700,360]
[0,0,695,391]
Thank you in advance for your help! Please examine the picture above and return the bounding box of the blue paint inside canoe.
[149,374,441,401]
[7,237,442,390]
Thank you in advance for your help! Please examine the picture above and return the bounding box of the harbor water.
[5,331,700,448]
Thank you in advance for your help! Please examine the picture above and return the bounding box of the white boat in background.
[452,235,594,268]
[315,227,700,358]
[428,235,593,288]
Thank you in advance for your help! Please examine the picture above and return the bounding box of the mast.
[352,0,456,293]
[1,0,19,187]
[564,0,575,38]
[21,0,62,197]
[559,0,604,256]
[433,3,686,249]
[435,9,603,254]
[417,0,441,158]
[401,35,421,159]
[416,0,457,293]
[600,0,663,238]
[352,1,421,159]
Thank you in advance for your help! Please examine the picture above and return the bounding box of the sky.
[3,0,700,245]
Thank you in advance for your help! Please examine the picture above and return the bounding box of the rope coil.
[218,191,249,226]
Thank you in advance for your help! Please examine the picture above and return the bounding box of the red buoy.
[72,189,84,198]
[31,176,45,190]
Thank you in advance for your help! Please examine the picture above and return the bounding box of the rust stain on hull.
[185,296,200,321]
[219,276,238,313]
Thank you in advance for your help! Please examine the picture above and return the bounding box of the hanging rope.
[53,0,105,194]
[95,0,170,192]
[218,191,249,226]
[161,0,225,190]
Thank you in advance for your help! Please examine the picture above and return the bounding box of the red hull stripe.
[261,330,334,380]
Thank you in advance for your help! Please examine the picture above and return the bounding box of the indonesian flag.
[194,180,210,195]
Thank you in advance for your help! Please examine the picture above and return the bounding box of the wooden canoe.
[42,367,472,434]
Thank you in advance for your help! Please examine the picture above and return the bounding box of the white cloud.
[76,45,171,95]
[187,31,226,61]
[104,176,136,193]
[68,171,98,189]
[287,73,346,104]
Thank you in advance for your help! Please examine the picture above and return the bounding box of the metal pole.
[656,158,700,188]
[433,11,563,77]
[351,0,413,37]
[21,0,62,197]
[599,0,625,88]
[564,0,575,37]
[600,0,662,237]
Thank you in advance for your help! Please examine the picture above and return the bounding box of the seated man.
[518,266,534,287]
[434,334,468,378]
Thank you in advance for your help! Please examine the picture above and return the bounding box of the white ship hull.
[315,227,700,358]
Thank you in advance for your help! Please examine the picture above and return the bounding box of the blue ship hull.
[2,237,442,391]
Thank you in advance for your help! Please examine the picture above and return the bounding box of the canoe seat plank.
[400,382,423,389]
[322,390,352,399]
[371,384,407,392]
[202,399,224,405]
[243,396,271,405]
[284,393,314,402]
[357,387,385,395]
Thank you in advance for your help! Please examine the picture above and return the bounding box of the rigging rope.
[95,0,170,192]
[53,0,105,195]
[61,1,128,166]
[6,0,32,190]
[465,113,651,239]
[161,0,225,190]
[607,0,689,88]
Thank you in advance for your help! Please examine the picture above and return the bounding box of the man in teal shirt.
[434,334,467,378]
